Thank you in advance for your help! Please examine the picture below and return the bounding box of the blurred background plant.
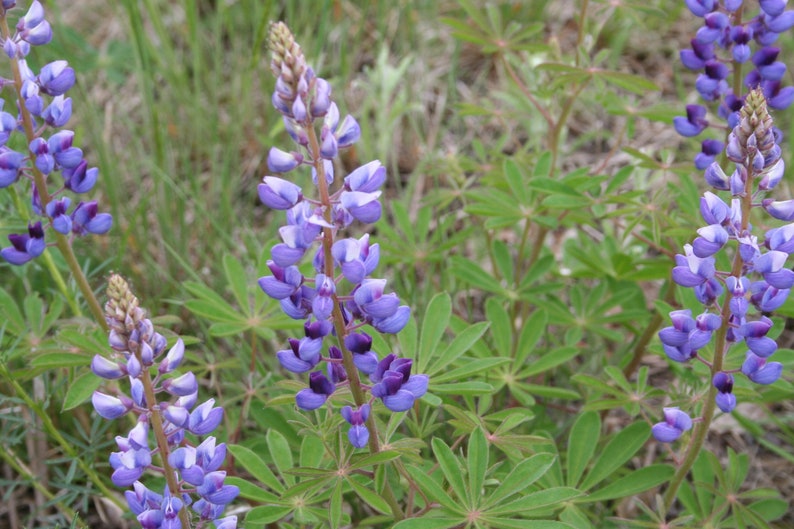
[0,0,792,528]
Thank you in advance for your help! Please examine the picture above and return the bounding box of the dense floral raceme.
[675,1,794,168]
[259,22,427,448]
[91,274,238,529]
[654,88,786,442]
[0,1,111,265]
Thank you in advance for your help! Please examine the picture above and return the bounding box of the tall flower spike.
[657,89,789,448]
[93,275,238,528]
[257,22,426,448]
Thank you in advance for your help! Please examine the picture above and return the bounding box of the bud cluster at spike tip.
[654,88,786,443]
[258,22,427,449]
[91,274,238,528]
[674,1,794,169]
[0,1,111,265]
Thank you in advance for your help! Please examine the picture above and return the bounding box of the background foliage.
[1,0,793,528]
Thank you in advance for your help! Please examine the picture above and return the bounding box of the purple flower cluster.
[654,88,786,442]
[0,1,110,265]
[675,1,794,169]
[259,22,427,449]
[91,274,238,529]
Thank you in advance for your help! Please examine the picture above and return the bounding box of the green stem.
[0,14,107,330]
[0,361,124,511]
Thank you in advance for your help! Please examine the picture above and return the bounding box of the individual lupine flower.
[370,354,429,412]
[258,176,303,209]
[695,138,725,170]
[332,234,380,284]
[671,244,716,287]
[341,404,370,448]
[267,146,303,173]
[742,351,784,384]
[277,336,322,373]
[658,309,721,363]
[15,1,51,46]
[0,149,24,187]
[295,371,335,410]
[344,331,380,375]
[713,372,736,413]
[651,408,693,443]
[45,197,72,234]
[71,201,112,235]
[1,221,45,264]
[673,104,709,137]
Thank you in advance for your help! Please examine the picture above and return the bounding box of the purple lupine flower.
[295,371,335,410]
[370,354,429,412]
[341,404,370,448]
[345,332,380,375]
[267,147,303,173]
[0,149,24,187]
[659,83,792,453]
[45,197,72,234]
[16,1,51,46]
[713,372,736,413]
[277,336,322,373]
[258,176,303,209]
[1,221,46,265]
[37,60,75,96]
[651,408,693,443]
[671,244,716,287]
[674,105,709,137]
[695,138,725,170]
[742,351,783,384]
[71,201,112,235]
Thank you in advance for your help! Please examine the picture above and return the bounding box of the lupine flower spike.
[258,22,427,448]
[0,1,111,265]
[92,274,238,528]
[655,89,786,443]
